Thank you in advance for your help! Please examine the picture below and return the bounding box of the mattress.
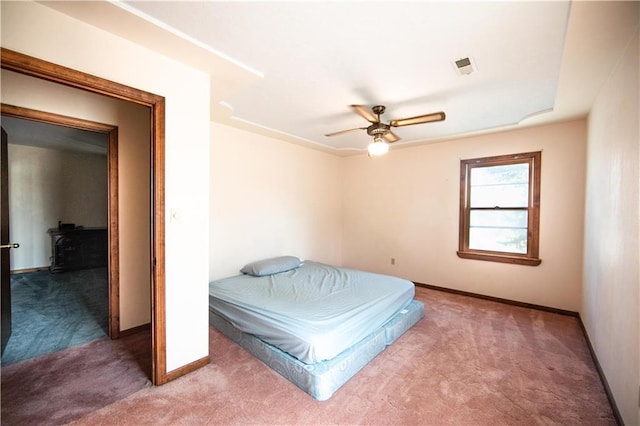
[209,299,425,401]
[208,261,415,364]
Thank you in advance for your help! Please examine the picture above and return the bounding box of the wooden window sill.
[457,251,542,266]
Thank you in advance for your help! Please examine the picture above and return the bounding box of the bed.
[208,256,424,401]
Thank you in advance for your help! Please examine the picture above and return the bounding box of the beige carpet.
[67,287,614,425]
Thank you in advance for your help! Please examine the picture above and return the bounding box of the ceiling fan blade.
[324,127,366,137]
[383,131,400,143]
[390,111,446,127]
[350,105,379,123]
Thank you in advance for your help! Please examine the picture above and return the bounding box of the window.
[457,151,541,266]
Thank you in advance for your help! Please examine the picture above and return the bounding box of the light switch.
[170,208,181,224]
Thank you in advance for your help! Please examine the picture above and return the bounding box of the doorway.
[0,48,168,385]
[1,110,117,363]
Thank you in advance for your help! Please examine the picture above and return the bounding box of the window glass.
[469,210,528,228]
[469,210,528,253]
[470,164,529,208]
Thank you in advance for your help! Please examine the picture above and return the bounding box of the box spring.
[209,299,424,401]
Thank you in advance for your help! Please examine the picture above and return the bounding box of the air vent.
[453,56,477,76]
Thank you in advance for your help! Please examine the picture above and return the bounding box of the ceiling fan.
[325,105,446,156]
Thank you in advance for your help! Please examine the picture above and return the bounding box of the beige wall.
[209,123,343,280]
[343,119,587,311]
[7,144,108,271]
[1,1,211,371]
[583,27,639,425]
[116,101,152,330]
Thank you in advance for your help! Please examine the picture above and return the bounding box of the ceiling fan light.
[367,137,389,156]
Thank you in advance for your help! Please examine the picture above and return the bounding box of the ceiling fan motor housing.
[367,122,390,136]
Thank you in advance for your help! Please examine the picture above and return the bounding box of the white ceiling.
[14,1,640,156]
[125,1,572,153]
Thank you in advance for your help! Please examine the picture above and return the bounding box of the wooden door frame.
[0,48,168,385]
[1,104,121,338]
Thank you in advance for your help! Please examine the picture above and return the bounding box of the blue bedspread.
[208,261,414,364]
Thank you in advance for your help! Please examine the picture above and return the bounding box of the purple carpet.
[1,330,151,425]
